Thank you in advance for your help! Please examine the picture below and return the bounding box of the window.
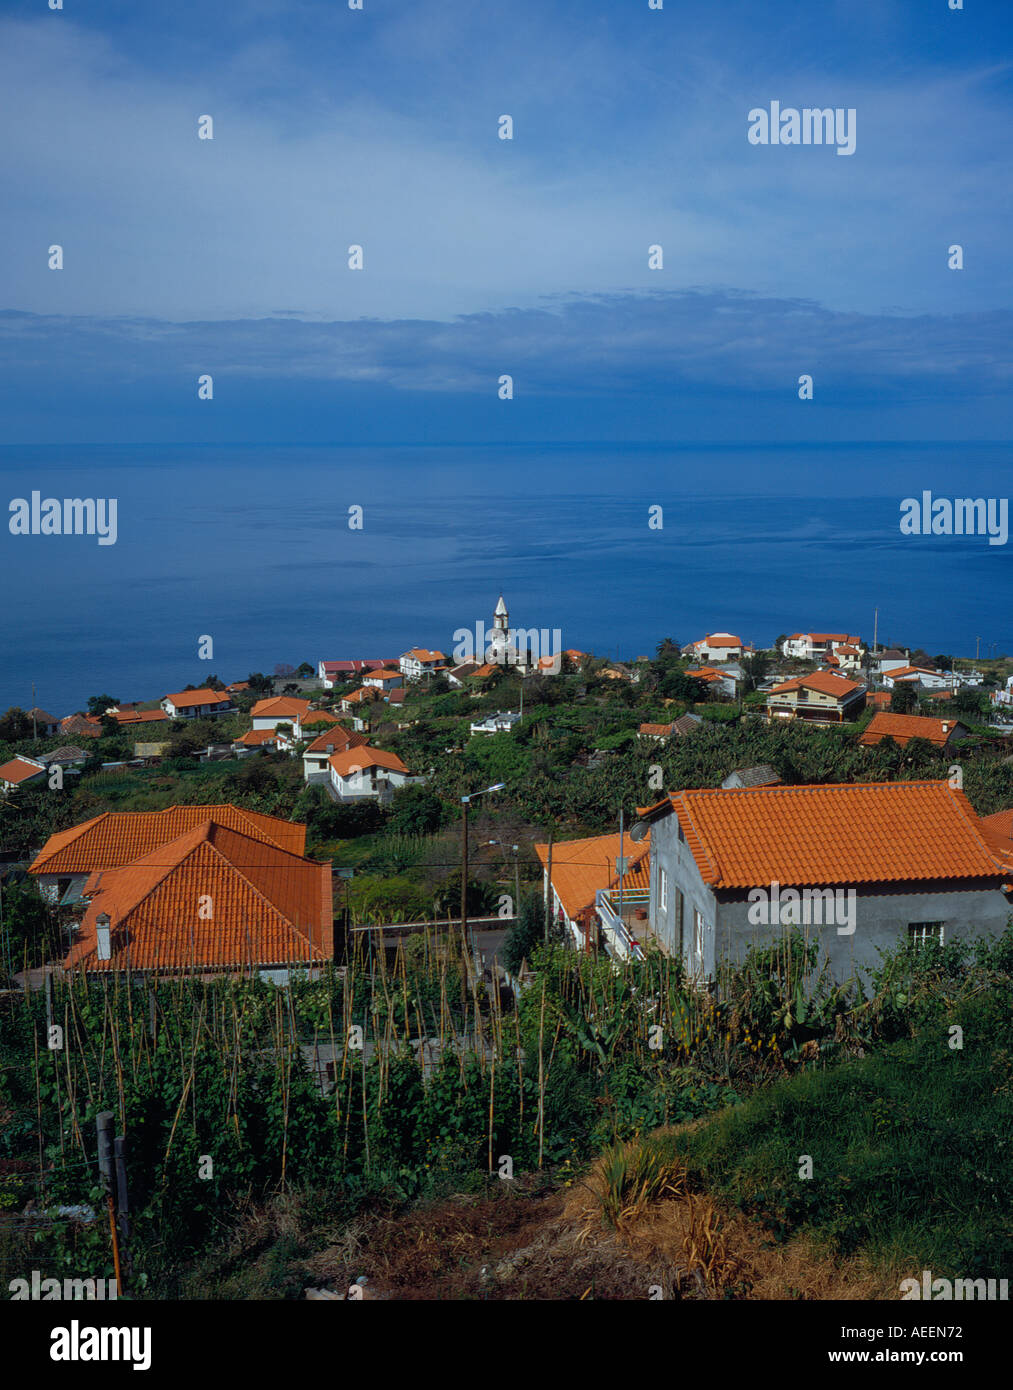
[908,922,944,949]
[660,868,668,912]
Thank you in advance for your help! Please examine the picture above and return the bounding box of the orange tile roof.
[163,688,232,707]
[639,722,676,736]
[59,715,101,737]
[235,728,278,746]
[694,634,741,648]
[63,821,331,974]
[645,781,1000,888]
[304,726,369,755]
[868,691,893,708]
[328,747,410,777]
[300,710,343,728]
[533,832,651,921]
[858,712,962,749]
[886,666,940,681]
[403,648,447,663]
[114,709,169,725]
[30,805,306,875]
[769,671,862,697]
[364,669,403,681]
[342,687,381,704]
[836,645,861,656]
[979,810,1013,867]
[0,756,46,785]
[687,667,725,682]
[250,696,313,719]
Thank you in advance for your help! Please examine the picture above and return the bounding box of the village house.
[781,632,862,663]
[113,708,169,727]
[161,689,235,720]
[872,648,910,677]
[637,713,702,746]
[26,707,60,737]
[880,666,952,692]
[399,648,448,681]
[632,780,1010,985]
[339,686,383,717]
[362,668,404,692]
[327,746,418,803]
[48,812,332,984]
[0,755,47,792]
[721,765,782,789]
[683,633,745,663]
[231,728,279,755]
[858,712,970,752]
[686,665,738,697]
[766,671,866,723]
[447,661,498,687]
[302,726,369,784]
[38,746,88,773]
[822,644,864,674]
[535,830,652,958]
[59,714,101,739]
[470,711,522,736]
[317,659,397,689]
[249,696,323,739]
[29,804,308,909]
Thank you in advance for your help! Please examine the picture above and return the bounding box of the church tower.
[493,594,509,634]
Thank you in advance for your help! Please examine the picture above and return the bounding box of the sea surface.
[1,442,1010,715]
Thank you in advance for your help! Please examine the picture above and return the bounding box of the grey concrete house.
[634,780,1010,986]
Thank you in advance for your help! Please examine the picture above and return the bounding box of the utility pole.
[512,845,520,924]
[976,636,981,663]
[114,1134,131,1282]
[31,682,37,741]
[873,608,878,657]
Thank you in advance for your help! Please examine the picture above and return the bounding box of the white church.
[453,595,539,672]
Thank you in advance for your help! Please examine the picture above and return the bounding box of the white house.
[881,666,952,691]
[469,711,522,736]
[317,659,397,689]
[161,689,235,719]
[250,696,314,736]
[327,746,419,802]
[781,632,862,663]
[0,755,47,792]
[872,648,910,677]
[683,633,744,663]
[302,726,369,784]
[362,668,404,692]
[399,648,448,681]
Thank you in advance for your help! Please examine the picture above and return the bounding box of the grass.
[655,1005,1013,1279]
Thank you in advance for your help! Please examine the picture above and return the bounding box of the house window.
[660,868,668,912]
[908,922,944,949]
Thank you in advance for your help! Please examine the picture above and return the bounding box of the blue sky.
[1,0,1011,443]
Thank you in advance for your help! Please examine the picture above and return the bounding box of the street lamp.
[460,784,505,1010]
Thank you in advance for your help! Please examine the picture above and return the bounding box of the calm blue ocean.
[1,442,1010,715]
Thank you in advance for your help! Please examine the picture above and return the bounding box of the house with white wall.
[683,633,744,663]
[634,780,1010,986]
[161,689,235,719]
[327,746,420,802]
[399,648,448,681]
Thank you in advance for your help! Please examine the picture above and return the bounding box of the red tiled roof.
[114,709,169,725]
[0,756,46,785]
[30,805,306,875]
[364,669,403,682]
[402,649,447,663]
[639,722,676,736]
[234,728,278,746]
[304,726,369,755]
[858,712,963,749]
[250,697,312,719]
[533,832,651,920]
[60,715,101,737]
[641,781,999,888]
[328,747,410,777]
[769,671,862,697]
[300,711,343,728]
[163,689,232,707]
[342,687,381,704]
[321,659,398,674]
[63,821,331,974]
[887,667,940,681]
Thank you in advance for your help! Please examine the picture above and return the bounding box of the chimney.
[326,743,334,754]
[95,913,111,961]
